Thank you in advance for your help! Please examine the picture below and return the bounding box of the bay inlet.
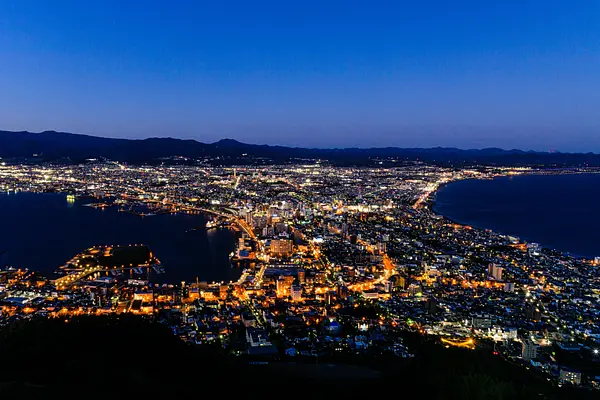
[0,192,240,283]
[433,173,600,258]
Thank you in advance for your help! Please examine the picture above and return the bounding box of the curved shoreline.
[428,172,599,260]
[0,191,239,282]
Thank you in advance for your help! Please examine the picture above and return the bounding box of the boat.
[205,220,218,229]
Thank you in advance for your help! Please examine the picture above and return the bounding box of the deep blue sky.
[1,1,599,150]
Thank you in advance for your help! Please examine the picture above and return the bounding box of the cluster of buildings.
[0,161,599,389]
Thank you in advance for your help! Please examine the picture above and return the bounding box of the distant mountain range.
[1,129,599,167]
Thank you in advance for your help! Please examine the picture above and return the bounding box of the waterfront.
[2,162,600,389]
[433,173,600,258]
[0,192,239,283]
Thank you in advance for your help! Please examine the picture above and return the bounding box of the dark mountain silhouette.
[1,315,591,399]
[1,129,599,166]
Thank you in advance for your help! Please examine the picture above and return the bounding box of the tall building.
[245,210,253,226]
[252,216,267,229]
[276,276,294,297]
[262,226,274,237]
[503,282,515,292]
[384,279,393,293]
[297,269,306,284]
[488,264,503,281]
[522,339,538,361]
[390,274,407,290]
[291,285,302,301]
[337,284,349,299]
[315,271,326,284]
[559,368,582,386]
[270,239,293,256]
[324,291,333,305]
[471,315,491,329]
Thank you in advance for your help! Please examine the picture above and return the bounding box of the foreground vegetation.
[0,315,594,399]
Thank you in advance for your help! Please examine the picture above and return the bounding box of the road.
[55,266,104,289]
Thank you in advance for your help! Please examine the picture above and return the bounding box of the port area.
[185,216,237,233]
[81,196,205,218]
[54,244,162,289]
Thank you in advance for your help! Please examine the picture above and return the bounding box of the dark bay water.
[433,173,600,258]
[0,192,239,283]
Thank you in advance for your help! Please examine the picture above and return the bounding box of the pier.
[54,244,161,289]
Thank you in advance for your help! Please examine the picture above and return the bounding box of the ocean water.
[0,192,239,283]
[433,173,600,258]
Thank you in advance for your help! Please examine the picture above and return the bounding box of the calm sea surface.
[433,173,600,258]
[0,192,239,283]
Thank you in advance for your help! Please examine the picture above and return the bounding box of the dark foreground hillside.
[0,316,594,399]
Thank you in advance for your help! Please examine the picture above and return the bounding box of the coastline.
[0,191,239,283]
[427,171,599,260]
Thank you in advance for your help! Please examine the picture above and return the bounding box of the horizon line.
[3,128,598,155]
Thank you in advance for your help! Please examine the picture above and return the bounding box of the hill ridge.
[1,129,599,166]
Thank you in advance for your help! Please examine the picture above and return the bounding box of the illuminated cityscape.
[1,161,599,390]
[2,0,600,395]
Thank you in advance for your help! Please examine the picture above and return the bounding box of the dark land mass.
[0,315,594,399]
[2,129,600,167]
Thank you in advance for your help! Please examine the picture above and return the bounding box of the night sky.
[1,1,599,151]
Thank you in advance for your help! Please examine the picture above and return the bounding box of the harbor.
[54,244,163,288]
[0,192,239,284]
